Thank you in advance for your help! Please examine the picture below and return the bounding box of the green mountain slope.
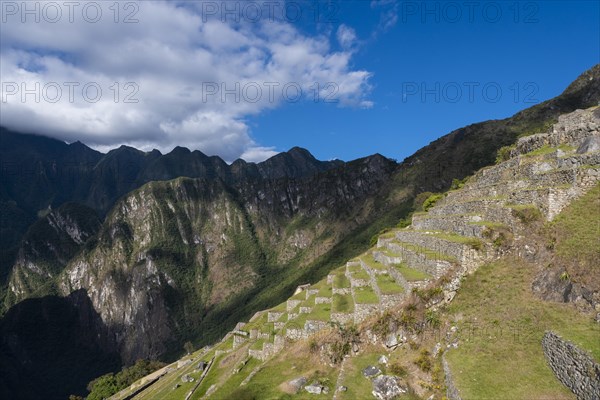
[109,106,600,400]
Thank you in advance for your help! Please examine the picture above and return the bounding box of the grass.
[353,286,379,304]
[523,144,576,157]
[350,268,371,282]
[226,344,338,399]
[333,273,351,289]
[332,294,355,313]
[548,182,600,289]
[468,220,507,228]
[206,357,261,399]
[346,262,363,273]
[361,253,387,271]
[251,338,266,350]
[376,274,405,295]
[394,263,431,281]
[445,259,600,399]
[337,352,382,400]
[428,231,483,250]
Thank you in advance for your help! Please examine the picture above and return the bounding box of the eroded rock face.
[371,375,405,400]
[54,155,399,363]
[532,266,597,313]
[6,203,101,307]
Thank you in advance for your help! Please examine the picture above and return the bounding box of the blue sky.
[251,0,600,161]
[1,0,598,162]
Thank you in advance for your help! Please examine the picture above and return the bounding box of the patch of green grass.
[337,353,382,400]
[207,357,261,399]
[423,193,444,212]
[469,220,507,228]
[347,263,363,273]
[353,286,379,304]
[428,232,484,250]
[507,204,543,224]
[361,253,387,271]
[308,303,332,321]
[376,274,405,295]
[332,294,355,313]
[523,144,575,157]
[394,263,431,281]
[350,268,371,282]
[251,338,266,350]
[548,183,600,289]
[496,144,516,163]
[333,273,351,289]
[234,349,338,399]
[445,260,600,399]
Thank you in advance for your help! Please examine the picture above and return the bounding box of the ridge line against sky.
[0,0,598,162]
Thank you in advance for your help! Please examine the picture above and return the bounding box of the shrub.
[389,362,408,377]
[423,194,444,212]
[496,145,515,164]
[414,192,434,212]
[511,205,542,224]
[414,349,433,372]
[425,310,441,329]
[450,176,470,190]
[86,359,166,400]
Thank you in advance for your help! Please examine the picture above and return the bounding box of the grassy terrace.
[390,240,458,263]
[350,268,371,282]
[445,260,600,399]
[332,293,354,313]
[394,263,431,281]
[333,273,351,289]
[353,286,379,304]
[242,312,268,333]
[523,144,575,157]
[376,274,405,295]
[346,262,363,273]
[469,220,507,228]
[361,253,387,271]
[292,303,331,326]
[427,231,483,250]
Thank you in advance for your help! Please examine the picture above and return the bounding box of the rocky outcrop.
[5,203,101,307]
[542,331,600,400]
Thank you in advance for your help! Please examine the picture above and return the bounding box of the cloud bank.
[0,1,372,162]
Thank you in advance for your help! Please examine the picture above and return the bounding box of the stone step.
[446,167,583,205]
[505,185,581,221]
[427,198,507,218]
[377,238,454,279]
[393,230,486,266]
[411,213,489,238]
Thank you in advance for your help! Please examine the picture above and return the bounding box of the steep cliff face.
[57,155,398,363]
[0,134,342,284]
[5,203,101,307]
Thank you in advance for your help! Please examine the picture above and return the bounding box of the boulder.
[305,383,324,394]
[371,375,406,400]
[288,377,307,393]
[378,355,389,365]
[577,136,600,154]
[384,333,398,349]
[363,365,381,378]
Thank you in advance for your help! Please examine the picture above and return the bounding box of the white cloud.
[337,24,358,51]
[370,0,399,34]
[0,1,372,162]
